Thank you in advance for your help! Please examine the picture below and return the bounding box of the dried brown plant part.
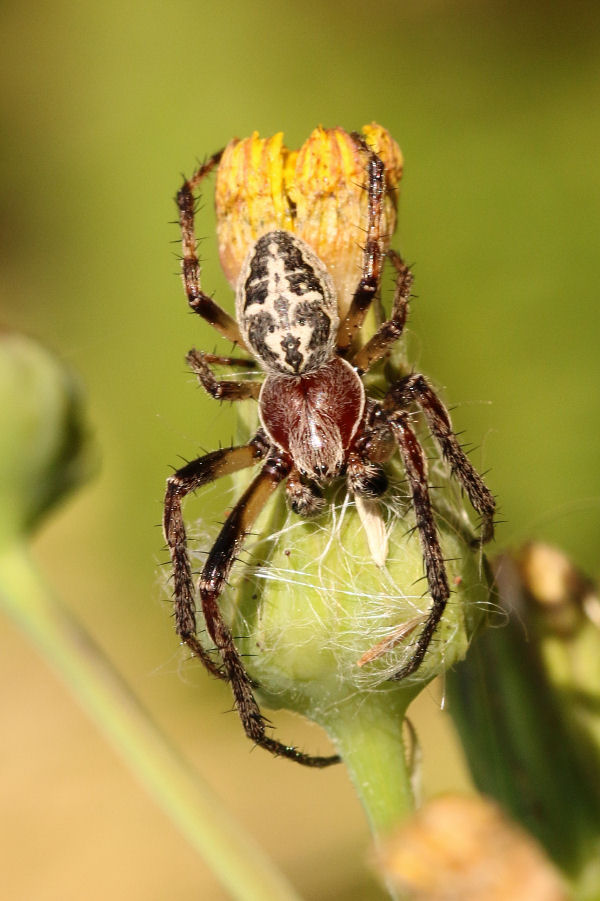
[376,794,569,901]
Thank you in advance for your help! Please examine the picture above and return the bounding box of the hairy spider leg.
[186,348,261,401]
[164,436,270,678]
[177,151,247,348]
[337,135,386,353]
[197,449,340,768]
[387,413,451,679]
[351,249,413,375]
[385,374,496,544]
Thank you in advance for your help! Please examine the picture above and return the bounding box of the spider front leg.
[385,374,496,543]
[177,152,247,348]
[164,434,270,677]
[198,450,340,768]
[386,411,451,680]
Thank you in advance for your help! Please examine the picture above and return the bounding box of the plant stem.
[320,691,415,900]
[0,541,303,901]
[322,691,415,839]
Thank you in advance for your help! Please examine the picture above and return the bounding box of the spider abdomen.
[259,357,365,482]
[236,231,339,375]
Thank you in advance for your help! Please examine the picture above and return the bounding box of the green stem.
[0,541,303,901]
[322,690,415,839]
[321,691,415,900]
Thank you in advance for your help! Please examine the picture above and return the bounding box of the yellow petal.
[215,131,294,286]
[214,124,403,317]
[287,124,403,316]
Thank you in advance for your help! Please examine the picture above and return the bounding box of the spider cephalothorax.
[164,126,496,768]
[260,353,364,481]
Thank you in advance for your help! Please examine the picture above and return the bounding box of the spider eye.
[268,325,275,333]
[298,317,305,326]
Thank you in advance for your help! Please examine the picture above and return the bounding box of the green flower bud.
[233,484,488,720]
[0,329,92,545]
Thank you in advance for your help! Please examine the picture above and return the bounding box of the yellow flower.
[215,123,403,318]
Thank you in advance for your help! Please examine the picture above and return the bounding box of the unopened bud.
[0,329,92,544]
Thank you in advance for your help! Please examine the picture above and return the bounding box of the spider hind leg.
[177,152,247,348]
[337,136,386,354]
[351,249,414,375]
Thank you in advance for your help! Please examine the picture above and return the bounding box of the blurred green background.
[1,0,599,898]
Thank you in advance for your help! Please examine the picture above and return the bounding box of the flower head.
[215,123,403,317]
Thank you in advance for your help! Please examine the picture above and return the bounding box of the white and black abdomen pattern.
[235,231,339,375]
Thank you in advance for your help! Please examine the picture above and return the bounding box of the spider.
[163,133,496,768]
